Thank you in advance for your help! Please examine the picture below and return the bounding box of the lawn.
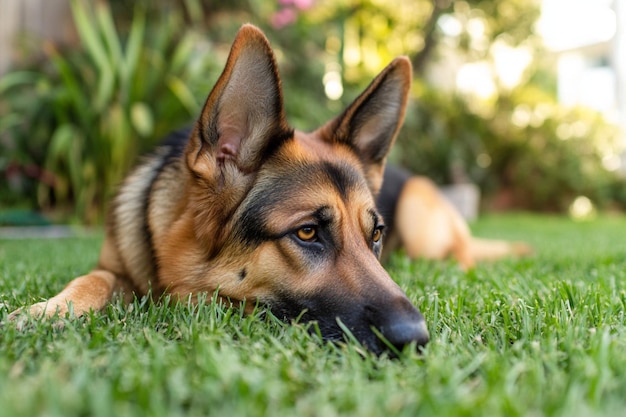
[1,214,626,417]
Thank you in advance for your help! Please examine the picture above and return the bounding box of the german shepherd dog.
[9,25,429,355]
[378,165,533,270]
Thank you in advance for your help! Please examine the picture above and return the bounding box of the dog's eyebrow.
[321,161,360,201]
[313,206,333,224]
[369,209,383,228]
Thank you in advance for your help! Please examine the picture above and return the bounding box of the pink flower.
[278,0,314,10]
[271,7,297,29]
[293,0,314,10]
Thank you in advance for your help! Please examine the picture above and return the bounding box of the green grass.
[1,214,626,416]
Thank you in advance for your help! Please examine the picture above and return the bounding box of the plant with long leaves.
[0,0,216,222]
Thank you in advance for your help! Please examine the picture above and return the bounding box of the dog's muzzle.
[269,289,429,355]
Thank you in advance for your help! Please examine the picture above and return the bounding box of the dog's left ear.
[320,57,411,194]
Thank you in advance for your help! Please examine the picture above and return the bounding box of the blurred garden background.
[0,0,625,224]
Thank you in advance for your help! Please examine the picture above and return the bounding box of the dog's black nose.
[383,318,429,350]
[371,298,429,352]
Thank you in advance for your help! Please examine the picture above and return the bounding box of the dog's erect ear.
[320,57,411,195]
[187,24,292,179]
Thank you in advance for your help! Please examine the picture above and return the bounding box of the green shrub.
[0,0,218,222]
[394,83,625,211]
[393,84,490,187]
[1,0,623,219]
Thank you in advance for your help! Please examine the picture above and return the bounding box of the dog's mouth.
[264,292,429,356]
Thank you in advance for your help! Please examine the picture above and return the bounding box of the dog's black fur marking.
[235,161,362,247]
[375,165,411,235]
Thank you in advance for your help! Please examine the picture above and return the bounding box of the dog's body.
[9,25,429,355]
[378,165,532,270]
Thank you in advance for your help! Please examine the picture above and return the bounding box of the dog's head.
[173,24,428,354]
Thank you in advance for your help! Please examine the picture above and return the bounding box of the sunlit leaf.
[96,1,123,74]
[167,75,199,115]
[131,102,154,137]
[122,6,146,90]
[0,71,41,93]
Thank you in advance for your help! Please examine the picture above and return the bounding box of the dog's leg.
[393,177,480,271]
[8,269,121,325]
[8,234,134,326]
[450,233,476,271]
[394,176,532,269]
[395,177,456,260]
[466,237,534,263]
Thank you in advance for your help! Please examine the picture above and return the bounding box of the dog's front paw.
[7,301,66,330]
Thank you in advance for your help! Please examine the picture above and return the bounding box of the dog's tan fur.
[9,25,531,353]
[9,24,428,354]
[381,173,533,270]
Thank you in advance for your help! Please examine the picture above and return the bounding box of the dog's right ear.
[186,24,292,181]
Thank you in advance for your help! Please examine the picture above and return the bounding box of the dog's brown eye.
[297,226,317,242]
[372,227,382,243]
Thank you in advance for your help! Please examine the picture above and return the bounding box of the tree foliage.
[0,0,623,221]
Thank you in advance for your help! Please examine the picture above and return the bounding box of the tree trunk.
[411,0,452,76]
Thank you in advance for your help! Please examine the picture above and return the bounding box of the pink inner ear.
[217,141,239,163]
[216,119,245,164]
